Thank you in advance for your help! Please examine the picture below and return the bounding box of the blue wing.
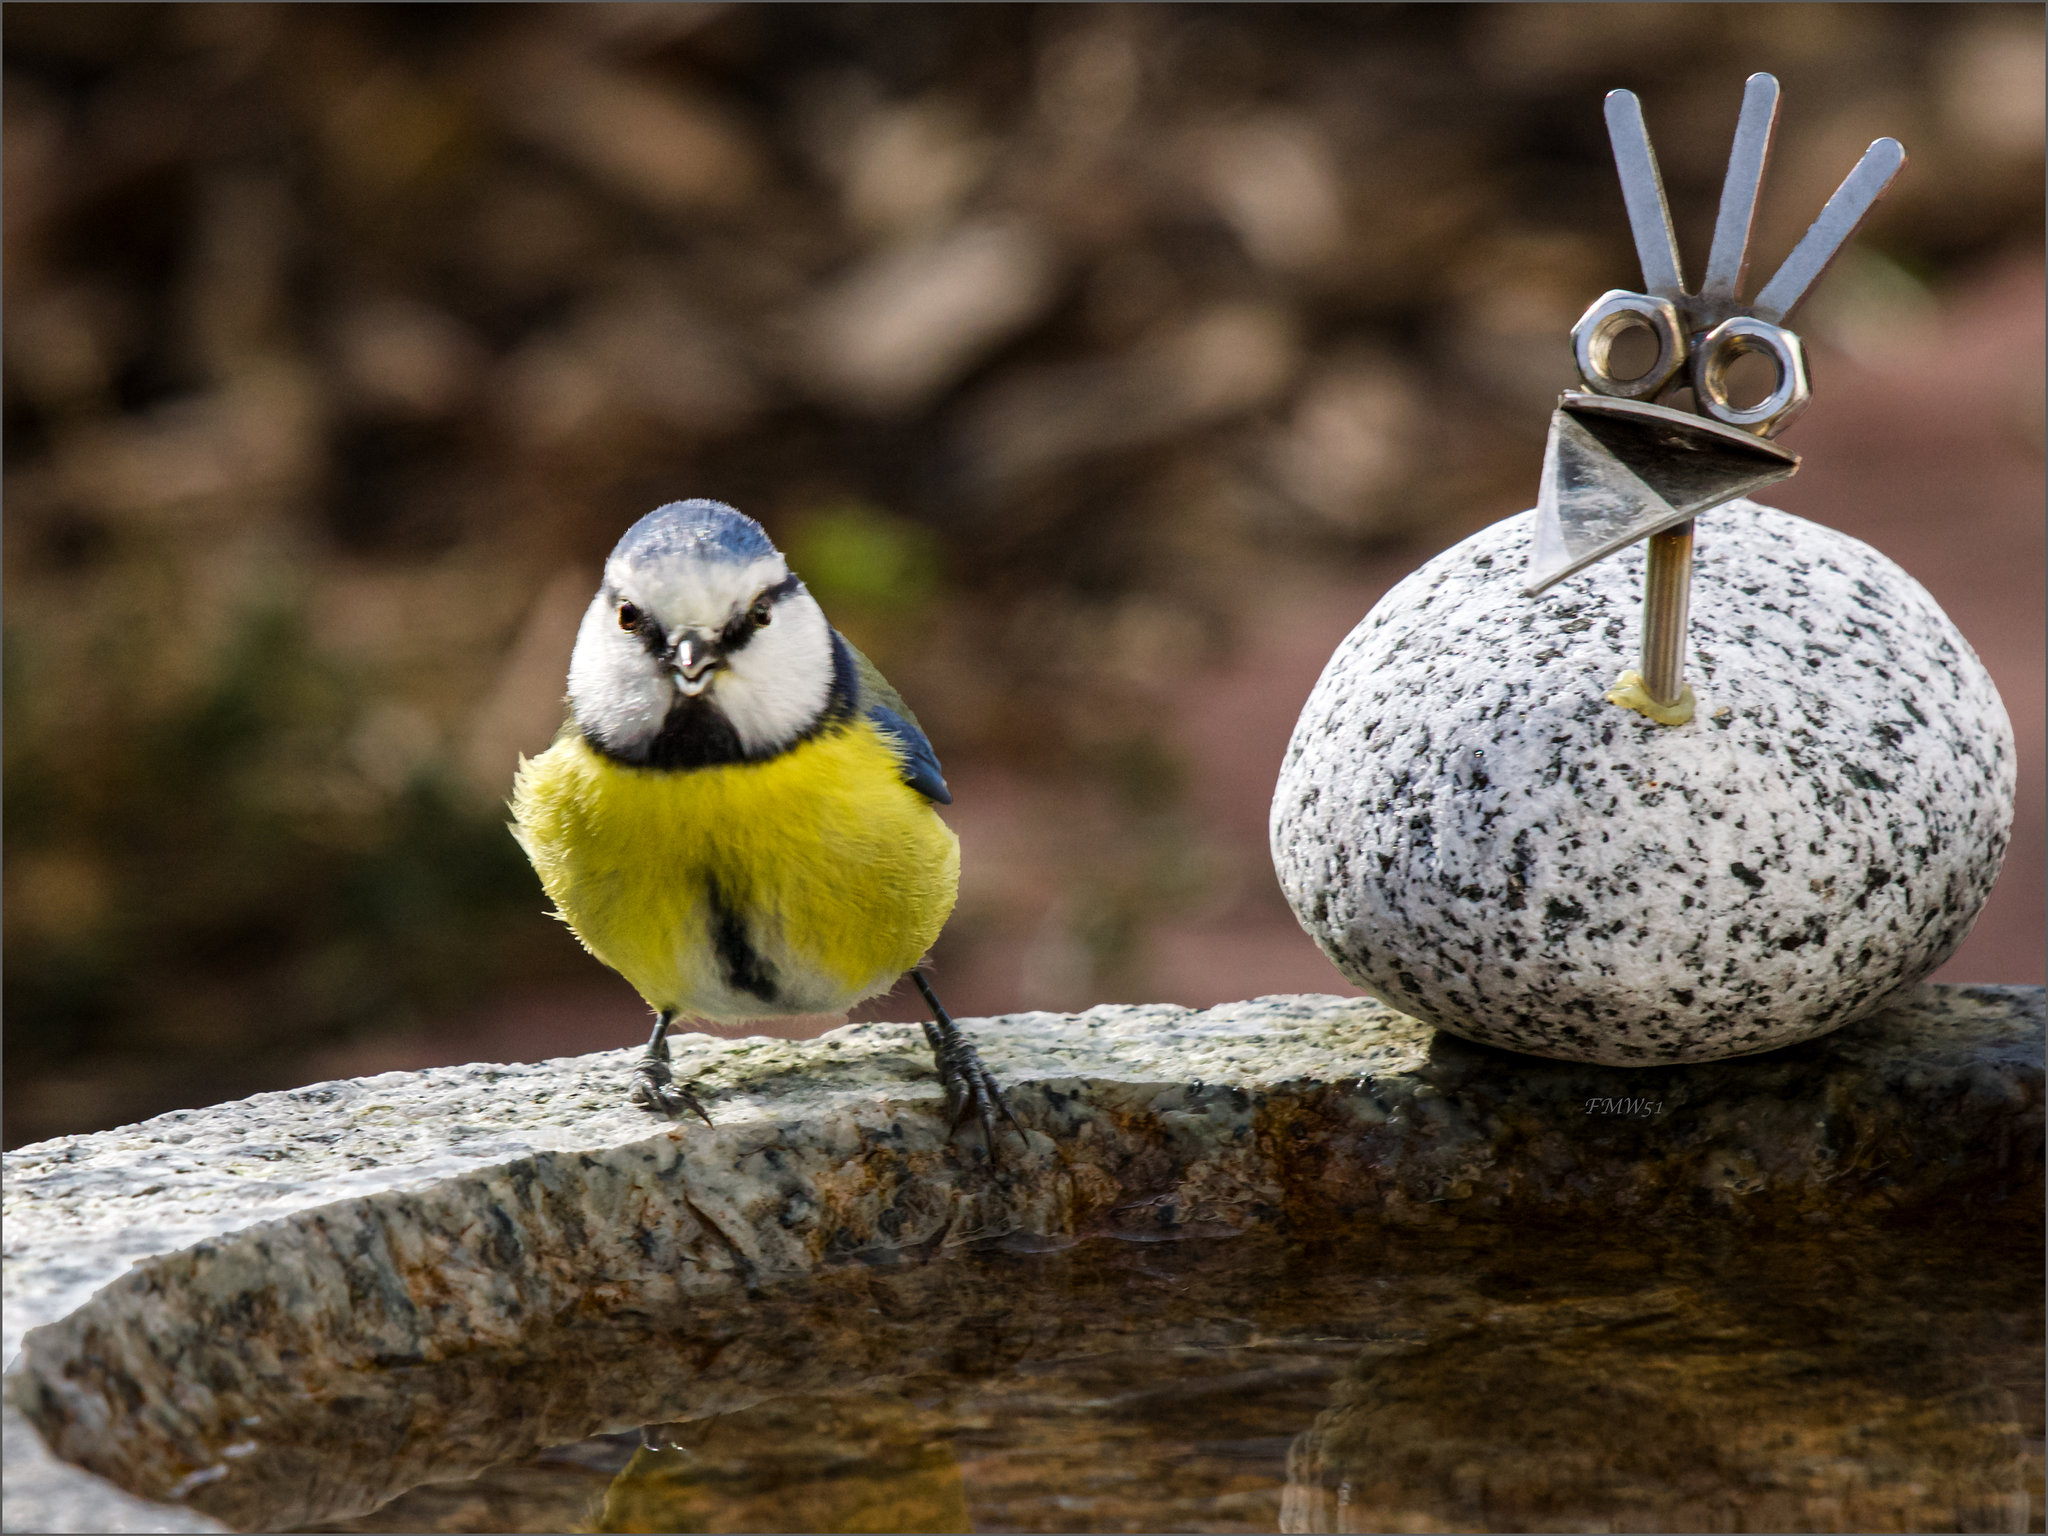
[866,703,952,805]
[838,632,952,804]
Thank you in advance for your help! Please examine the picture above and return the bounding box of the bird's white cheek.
[568,616,672,749]
[719,608,834,754]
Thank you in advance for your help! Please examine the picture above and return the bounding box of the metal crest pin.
[1523,73,1906,725]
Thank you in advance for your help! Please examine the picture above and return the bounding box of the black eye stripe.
[608,593,663,656]
[719,574,802,653]
[604,574,802,662]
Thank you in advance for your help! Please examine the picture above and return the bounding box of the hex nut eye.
[1571,290,1688,400]
[1693,317,1810,438]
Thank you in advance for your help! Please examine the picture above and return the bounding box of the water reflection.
[256,1220,2037,1534]
[601,1404,971,1534]
[1281,1274,2033,1534]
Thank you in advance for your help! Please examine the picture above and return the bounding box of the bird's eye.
[749,600,772,628]
[618,603,641,631]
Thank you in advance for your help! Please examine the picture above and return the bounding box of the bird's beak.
[672,635,720,697]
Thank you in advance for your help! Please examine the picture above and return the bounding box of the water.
[223,1216,2038,1533]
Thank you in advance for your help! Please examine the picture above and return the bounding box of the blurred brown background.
[5,3,2041,1149]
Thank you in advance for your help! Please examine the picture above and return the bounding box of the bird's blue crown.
[611,500,779,570]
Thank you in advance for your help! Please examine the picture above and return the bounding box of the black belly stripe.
[705,875,779,1005]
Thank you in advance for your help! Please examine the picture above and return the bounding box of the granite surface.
[4,986,2041,1532]
[1272,501,2015,1064]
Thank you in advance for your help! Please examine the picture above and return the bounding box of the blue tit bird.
[511,499,1016,1146]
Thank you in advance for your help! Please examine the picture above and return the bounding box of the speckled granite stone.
[1272,501,2015,1064]
[3,986,2039,1532]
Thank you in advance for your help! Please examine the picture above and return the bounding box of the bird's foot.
[914,973,1023,1157]
[628,1024,713,1125]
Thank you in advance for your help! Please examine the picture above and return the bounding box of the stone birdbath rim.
[3,986,2042,1533]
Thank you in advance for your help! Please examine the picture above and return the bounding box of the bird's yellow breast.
[511,723,959,1021]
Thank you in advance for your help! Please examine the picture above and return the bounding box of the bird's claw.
[925,1019,1023,1158]
[629,1043,713,1126]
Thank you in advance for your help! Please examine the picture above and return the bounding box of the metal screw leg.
[1605,520,1698,726]
[1640,520,1695,708]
